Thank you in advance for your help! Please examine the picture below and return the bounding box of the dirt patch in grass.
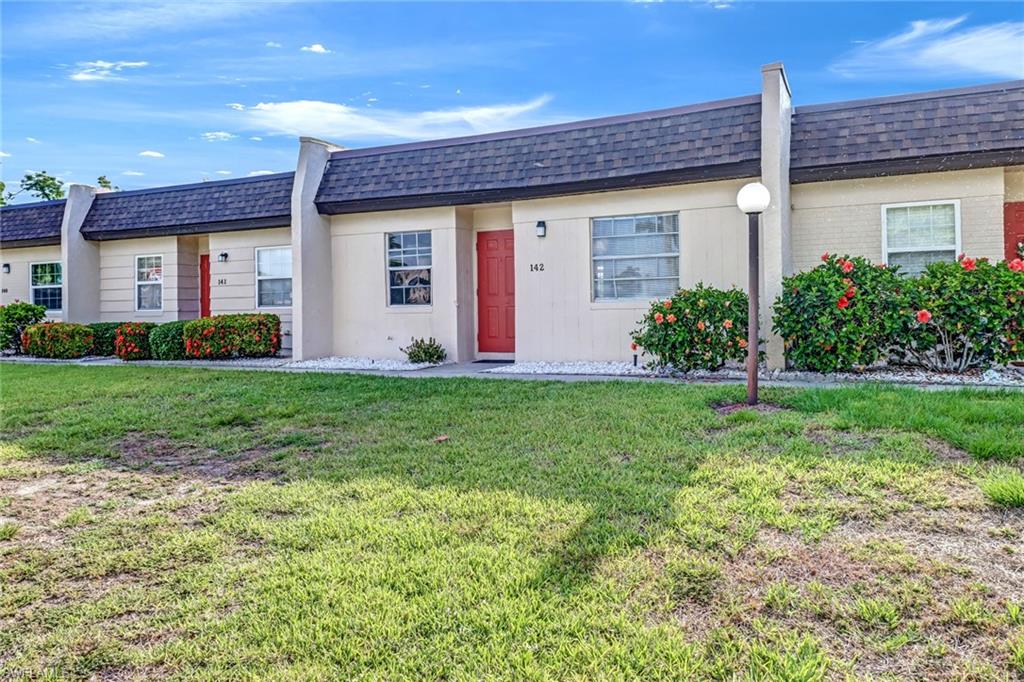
[117,433,277,482]
[924,437,975,465]
[804,426,881,456]
[712,402,789,416]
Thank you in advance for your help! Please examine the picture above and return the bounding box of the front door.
[477,229,515,353]
[199,254,211,317]
[1005,202,1024,261]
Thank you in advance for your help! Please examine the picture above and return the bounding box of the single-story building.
[2,63,1022,367]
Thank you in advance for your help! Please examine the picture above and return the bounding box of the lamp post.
[736,182,771,406]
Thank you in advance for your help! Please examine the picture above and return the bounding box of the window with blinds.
[591,213,679,301]
[883,201,960,276]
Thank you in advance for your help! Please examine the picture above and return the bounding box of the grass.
[0,364,1022,679]
[981,467,1024,507]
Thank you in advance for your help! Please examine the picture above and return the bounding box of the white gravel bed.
[285,356,437,372]
[484,361,651,376]
[787,366,1024,387]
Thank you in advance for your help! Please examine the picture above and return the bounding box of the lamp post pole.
[746,212,760,406]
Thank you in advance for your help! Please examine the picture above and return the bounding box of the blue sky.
[2,1,1021,200]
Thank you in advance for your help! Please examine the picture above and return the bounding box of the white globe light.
[736,182,771,214]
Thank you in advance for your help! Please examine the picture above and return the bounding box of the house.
[2,64,1022,367]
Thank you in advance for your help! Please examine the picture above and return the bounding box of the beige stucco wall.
[791,168,1006,274]
[511,179,751,362]
[330,207,466,360]
[207,227,293,351]
[1006,167,1024,202]
[0,244,64,318]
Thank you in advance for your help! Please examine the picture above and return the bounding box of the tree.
[96,175,119,191]
[16,171,65,201]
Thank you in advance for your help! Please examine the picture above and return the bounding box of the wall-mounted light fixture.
[217,252,229,263]
[1,264,9,274]
[535,220,547,238]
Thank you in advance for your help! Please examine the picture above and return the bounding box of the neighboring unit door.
[477,229,515,353]
[199,254,211,318]
[1005,202,1024,261]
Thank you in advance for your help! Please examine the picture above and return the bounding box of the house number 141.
[529,263,545,272]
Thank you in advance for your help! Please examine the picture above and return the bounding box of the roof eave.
[0,236,62,249]
[82,215,291,241]
[791,149,1024,184]
[316,160,760,215]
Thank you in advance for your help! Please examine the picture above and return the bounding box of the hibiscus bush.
[896,256,1024,371]
[183,313,281,359]
[88,322,131,356]
[773,254,907,373]
[114,322,157,361]
[631,283,750,371]
[0,301,47,353]
[149,321,188,360]
[21,322,94,359]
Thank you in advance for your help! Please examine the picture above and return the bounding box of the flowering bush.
[0,301,47,353]
[149,321,188,360]
[183,314,281,359]
[88,322,131,356]
[401,337,447,364]
[631,283,750,371]
[21,322,94,359]
[773,254,907,372]
[114,322,156,361]
[896,255,1024,371]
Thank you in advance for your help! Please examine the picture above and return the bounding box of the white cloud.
[215,170,232,175]
[122,171,145,176]
[234,96,556,142]
[832,17,1024,79]
[249,136,263,141]
[300,43,331,54]
[26,137,40,143]
[69,59,149,81]
[201,131,237,142]
[265,41,283,48]
[138,150,165,158]
[226,103,246,111]
[247,170,275,176]
[0,151,10,158]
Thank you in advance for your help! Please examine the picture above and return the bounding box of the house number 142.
[529,263,544,272]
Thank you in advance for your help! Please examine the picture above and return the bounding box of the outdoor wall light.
[535,220,547,238]
[217,252,229,263]
[1,264,9,274]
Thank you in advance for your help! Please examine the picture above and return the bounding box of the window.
[387,231,432,305]
[135,255,163,311]
[592,213,679,301]
[883,201,960,276]
[30,262,62,311]
[256,247,292,307]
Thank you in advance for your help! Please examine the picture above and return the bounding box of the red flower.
[957,252,966,262]
[654,312,664,324]
[1008,258,1024,273]
[723,319,733,329]
[841,260,854,274]
[630,342,638,352]
[697,320,706,331]
[663,300,672,309]
[738,339,748,349]
[845,287,856,298]
[836,296,850,309]
[821,252,829,262]
[960,257,976,271]
[667,314,677,323]
[916,309,932,324]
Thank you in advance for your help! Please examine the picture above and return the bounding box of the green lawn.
[1,364,1023,680]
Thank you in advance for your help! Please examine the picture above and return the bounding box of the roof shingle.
[315,96,762,213]
[0,200,66,247]
[80,172,294,239]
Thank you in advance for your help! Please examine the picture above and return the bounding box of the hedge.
[0,301,47,354]
[88,322,131,356]
[183,314,281,359]
[115,322,157,361]
[21,322,94,359]
[150,321,188,360]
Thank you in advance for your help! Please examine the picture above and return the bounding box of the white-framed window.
[591,213,680,301]
[30,262,62,311]
[387,231,432,305]
[882,200,961,276]
[255,246,292,308]
[135,255,163,311]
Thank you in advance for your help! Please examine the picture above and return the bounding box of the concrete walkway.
[3,354,1022,391]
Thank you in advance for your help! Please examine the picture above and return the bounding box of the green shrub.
[183,314,281,359]
[88,322,130,356]
[401,337,446,364]
[21,322,94,359]
[150,321,188,360]
[896,256,1024,371]
[773,254,907,372]
[0,301,47,353]
[631,283,750,371]
[980,467,1024,508]
[114,322,156,361]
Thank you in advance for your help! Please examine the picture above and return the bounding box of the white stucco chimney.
[60,184,100,323]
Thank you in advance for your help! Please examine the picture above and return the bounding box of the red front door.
[477,229,515,353]
[1005,202,1024,261]
[199,254,211,318]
